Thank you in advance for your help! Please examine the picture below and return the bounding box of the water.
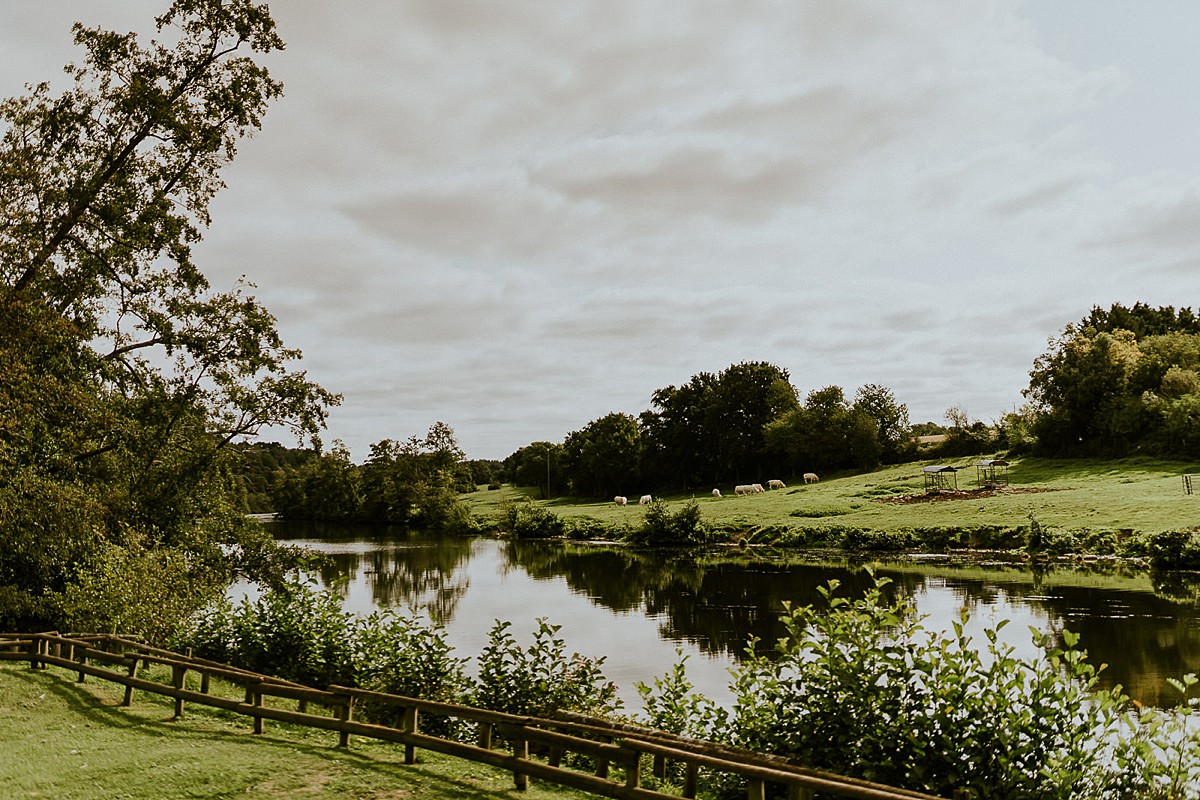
[241,520,1200,709]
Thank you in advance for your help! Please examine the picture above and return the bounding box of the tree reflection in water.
[267,520,1200,708]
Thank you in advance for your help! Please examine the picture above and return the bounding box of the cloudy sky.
[5,2,1200,461]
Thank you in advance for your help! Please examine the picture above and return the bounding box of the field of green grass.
[466,456,1200,544]
[0,662,592,800]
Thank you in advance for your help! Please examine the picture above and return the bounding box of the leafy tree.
[560,412,642,497]
[853,383,914,464]
[639,372,719,487]
[765,385,882,473]
[706,361,798,481]
[502,441,564,498]
[0,1,338,637]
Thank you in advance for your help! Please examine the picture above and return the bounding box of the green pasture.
[0,662,590,800]
[466,456,1200,540]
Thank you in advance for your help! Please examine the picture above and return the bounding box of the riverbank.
[0,661,592,800]
[464,455,1200,559]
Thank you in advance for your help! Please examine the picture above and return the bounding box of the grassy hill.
[466,456,1200,551]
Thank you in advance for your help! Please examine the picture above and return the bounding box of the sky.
[5,2,1200,461]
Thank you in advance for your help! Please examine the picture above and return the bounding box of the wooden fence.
[0,632,955,800]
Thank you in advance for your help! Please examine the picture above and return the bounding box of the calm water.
[245,521,1200,709]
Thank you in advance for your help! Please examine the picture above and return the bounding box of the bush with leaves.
[637,570,1200,800]
[353,608,472,736]
[627,499,708,546]
[475,618,620,719]
[496,498,565,539]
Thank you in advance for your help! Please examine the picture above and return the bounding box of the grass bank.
[0,661,591,800]
[465,456,1200,556]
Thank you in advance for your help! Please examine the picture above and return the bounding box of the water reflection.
[264,521,1200,708]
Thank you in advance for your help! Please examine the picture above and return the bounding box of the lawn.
[465,456,1200,541]
[0,661,593,800]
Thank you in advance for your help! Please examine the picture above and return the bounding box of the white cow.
[767,479,786,490]
[711,488,722,498]
[639,494,653,505]
[735,484,753,495]
[803,472,820,484]
[751,483,764,493]
[614,496,627,506]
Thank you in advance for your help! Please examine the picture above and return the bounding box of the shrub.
[626,499,708,546]
[353,609,472,736]
[496,498,564,538]
[474,618,620,719]
[1148,529,1200,570]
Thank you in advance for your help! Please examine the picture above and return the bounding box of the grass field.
[465,456,1200,543]
[0,661,591,800]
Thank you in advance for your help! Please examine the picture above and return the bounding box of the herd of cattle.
[613,473,818,506]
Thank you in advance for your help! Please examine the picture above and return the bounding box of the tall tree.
[0,1,337,636]
[639,371,718,488]
[561,413,642,497]
[707,361,798,481]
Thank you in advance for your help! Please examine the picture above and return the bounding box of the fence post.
[402,704,419,765]
[625,751,642,790]
[245,682,264,734]
[75,645,87,683]
[171,665,186,718]
[122,654,140,706]
[511,724,529,791]
[747,778,766,800]
[787,784,814,800]
[27,636,41,671]
[683,763,699,798]
[337,694,354,748]
[477,722,493,750]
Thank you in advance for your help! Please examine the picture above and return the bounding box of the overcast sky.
[6,2,1200,461]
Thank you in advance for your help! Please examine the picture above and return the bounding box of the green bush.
[637,570,1200,799]
[474,618,620,718]
[626,499,708,547]
[496,498,564,538]
[1147,529,1200,570]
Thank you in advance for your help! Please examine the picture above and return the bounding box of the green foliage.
[0,2,337,638]
[180,580,356,688]
[560,412,642,498]
[627,499,708,546]
[353,609,472,736]
[1146,529,1200,571]
[497,498,565,538]
[639,571,1200,799]
[270,424,475,530]
[475,619,620,719]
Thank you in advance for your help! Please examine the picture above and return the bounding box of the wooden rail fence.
[0,632,955,800]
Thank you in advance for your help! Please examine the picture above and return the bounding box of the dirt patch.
[873,486,1069,505]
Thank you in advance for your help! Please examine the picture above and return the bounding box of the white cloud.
[4,2,1199,458]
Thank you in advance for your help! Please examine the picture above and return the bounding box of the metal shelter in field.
[975,459,1009,488]
[922,465,958,492]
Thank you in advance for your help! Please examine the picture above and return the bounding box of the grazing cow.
[639,494,653,505]
[614,496,627,506]
[735,484,753,495]
[767,479,786,490]
[751,483,764,493]
[712,488,722,498]
[803,472,820,484]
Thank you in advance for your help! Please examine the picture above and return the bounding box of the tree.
[766,385,882,473]
[503,441,565,498]
[639,372,719,488]
[853,384,914,464]
[706,361,798,481]
[0,2,337,637]
[561,413,643,497]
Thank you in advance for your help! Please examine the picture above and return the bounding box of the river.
[245,520,1200,709]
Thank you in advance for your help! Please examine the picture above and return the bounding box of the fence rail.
[0,632,954,800]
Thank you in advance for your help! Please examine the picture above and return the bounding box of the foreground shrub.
[475,618,620,718]
[637,570,1200,800]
